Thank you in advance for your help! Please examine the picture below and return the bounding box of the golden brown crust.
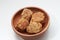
[26,22,42,33]
[21,9,33,20]
[16,9,45,33]
[16,18,29,30]
[31,12,45,22]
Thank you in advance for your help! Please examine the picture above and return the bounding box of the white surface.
[0,0,60,40]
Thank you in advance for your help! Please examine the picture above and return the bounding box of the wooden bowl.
[11,7,50,40]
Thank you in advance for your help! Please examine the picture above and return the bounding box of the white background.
[0,0,60,40]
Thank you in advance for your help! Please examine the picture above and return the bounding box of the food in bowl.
[16,8,45,33]
[12,7,49,40]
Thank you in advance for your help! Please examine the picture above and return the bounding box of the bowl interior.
[12,7,49,35]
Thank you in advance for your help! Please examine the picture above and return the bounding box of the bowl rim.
[11,6,50,37]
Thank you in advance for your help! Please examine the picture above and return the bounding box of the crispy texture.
[16,9,45,33]
[17,18,29,30]
[31,12,45,22]
[21,9,33,20]
[26,22,42,33]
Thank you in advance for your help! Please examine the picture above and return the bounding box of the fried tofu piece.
[16,18,29,30]
[21,9,33,20]
[31,12,45,22]
[26,22,42,33]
